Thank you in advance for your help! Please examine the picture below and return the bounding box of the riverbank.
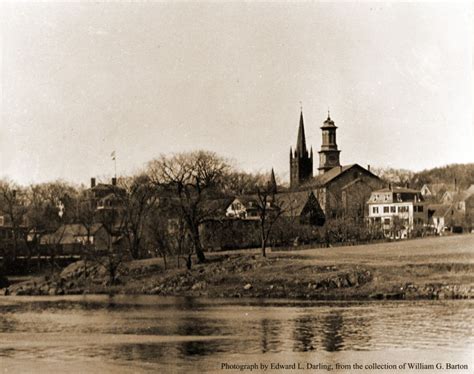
[2,235,473,300]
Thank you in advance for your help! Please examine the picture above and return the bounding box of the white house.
[367,186,428,239]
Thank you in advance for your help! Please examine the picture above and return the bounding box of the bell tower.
[318,112,341,174]
[290,110,313,189]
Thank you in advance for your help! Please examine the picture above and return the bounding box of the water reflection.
[322,312,344,351]
[260,318,281,353]
[293,316,316,351]
[0,296,472,372]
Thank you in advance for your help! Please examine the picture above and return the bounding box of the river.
[0,296,472,373]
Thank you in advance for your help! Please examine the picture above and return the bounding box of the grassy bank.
[3,235,474,300]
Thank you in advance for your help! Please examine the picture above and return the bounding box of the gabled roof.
[201,198,235,216]
[230,191,316,217]
[41,223,107,245]
[422,183,455,195]
[275,191,315,217]
[301,164,380,189]
[231,195,259,206]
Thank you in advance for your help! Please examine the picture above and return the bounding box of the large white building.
[367,186,428,239]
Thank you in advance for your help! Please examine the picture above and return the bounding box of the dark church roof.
[300,164,380,189]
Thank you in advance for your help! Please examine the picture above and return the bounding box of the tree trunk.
[190,225,205,263]
[261,227,267,257]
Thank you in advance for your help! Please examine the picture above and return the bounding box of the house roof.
[201,198,235,216]
[422,183,455,195]
[431,204,453,218]
[373,186,420,194]
[443,185,474,202]
[90,183,125,195]
[301,164,380,189]
[275,191,314,217]
[230,191,315,217]
[41,223,106,245]
[232,195,259,206]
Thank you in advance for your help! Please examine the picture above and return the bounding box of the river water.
[0,296,472,373]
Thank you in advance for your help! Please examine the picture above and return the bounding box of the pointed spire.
[296,110,307,156]
[269,168,278,195]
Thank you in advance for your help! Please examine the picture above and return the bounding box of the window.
[398,206,409,213]
[396,193,402,202]
[384,218,391,225]
[383,206,389,213]
[373,207,379,214]
[390,206,396,213]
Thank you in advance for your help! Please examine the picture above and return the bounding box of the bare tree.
[147,151,230,264]
[255,184,285,257]
[113,174,158,259]
[0,180,27,262]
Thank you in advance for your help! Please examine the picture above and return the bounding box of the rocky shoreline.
[2,254,473,300]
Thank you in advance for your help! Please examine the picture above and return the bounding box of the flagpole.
[111,151,117,180]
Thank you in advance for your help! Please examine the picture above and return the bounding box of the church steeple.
[296,111,307,156]
[269,168,278,195]
[290,110,313,189]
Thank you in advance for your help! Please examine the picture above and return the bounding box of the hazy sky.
[1,1,472,186]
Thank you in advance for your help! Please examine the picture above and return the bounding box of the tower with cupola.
[318,112,341,174]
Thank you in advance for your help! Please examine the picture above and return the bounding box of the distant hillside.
[372,163,474,190]
[410,164,474,189]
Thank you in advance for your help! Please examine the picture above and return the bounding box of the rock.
[48,287,57,296]
[191,281,207,291]
[149,286,161,294]
[347,273,359,286]
[243,283,252,290]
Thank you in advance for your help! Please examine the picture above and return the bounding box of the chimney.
[388,183,392,190]
[90,178,96,188]
[454,178,457,191]
[112,177,117,186]
[367,164,371,172]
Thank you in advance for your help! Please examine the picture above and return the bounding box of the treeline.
[372,163,474,189]
[0,151,282,273]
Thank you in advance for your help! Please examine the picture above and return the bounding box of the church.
[289,111,384,221]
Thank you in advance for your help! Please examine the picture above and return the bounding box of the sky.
[1,1,472,186]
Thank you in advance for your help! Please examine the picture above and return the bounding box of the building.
[290,111,313,189]
[289,111,384,220]
[40,223,112,254]
[429,185,474,233]
[367,186,428,239]
[420,183,455,200]
[226,191,325,225]
[87,177,126,226]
